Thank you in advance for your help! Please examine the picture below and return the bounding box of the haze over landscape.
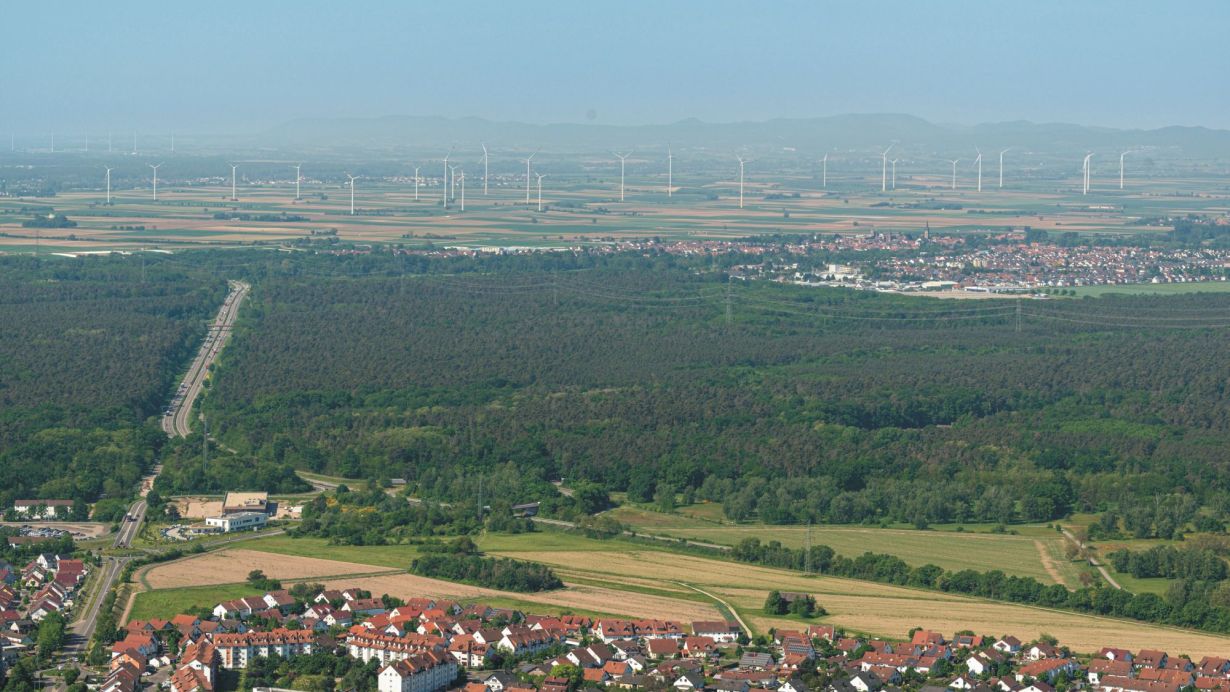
[5,4,1230,692]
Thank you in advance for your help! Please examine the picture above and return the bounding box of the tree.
[36,612,66,659]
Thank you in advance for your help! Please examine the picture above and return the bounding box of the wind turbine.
[480,143,489,195]
[881,145,894,192]
[536,173,545,212]
[346,174,357,215]
[998,148,1011,188]
[149,163,162,201]
[615,151,631,201]
[948,159,960,190]
[442,146,454,208]
[104,167,113,205]
[890,159,898,190]
[1119,150,1132,190]
[459,172,466,211]
[736,155,747,209]
[667,144,673,197]
[1082,153,1093,195]
[524,150,537,205]
[292,164,302,200]
[413,166,420,201]
[821,153,828,189]
[230,163,239,201]
[974,148,983,192]
[449,165,458,201]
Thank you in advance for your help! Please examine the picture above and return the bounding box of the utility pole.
[804,521,812,573]
[725,279,733,328]
[202,415,208,474]
[1015,299,1022,333]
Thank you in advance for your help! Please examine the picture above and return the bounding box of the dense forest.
[186,253,1230,527]
[0,256,225,508]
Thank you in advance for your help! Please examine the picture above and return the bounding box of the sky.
[3,0,1228,134]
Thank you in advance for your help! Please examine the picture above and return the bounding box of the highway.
[65,281,249,662]
[161,280,250,438]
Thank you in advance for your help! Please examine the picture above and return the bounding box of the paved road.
[162,280,250,438]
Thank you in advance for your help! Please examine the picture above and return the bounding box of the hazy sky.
[5,0,1228,134]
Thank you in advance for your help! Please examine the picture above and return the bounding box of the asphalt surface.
[162,280,250,438]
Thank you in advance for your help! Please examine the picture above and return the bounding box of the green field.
[608,506,1082,585]
[129,582,257,622]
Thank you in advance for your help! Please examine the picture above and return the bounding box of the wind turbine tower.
[998,148,1011,188]
[413,166,420,201]
[481,144,489,195]
[615,151,631,201]
[667,145,673,197]
[822,153,828,189]
[459,172,466,211]
[974,149,983,192]
[442,147,454,208]
[1082,153,1093,195]
[346,174,357,215]
[524,150,537,205]
[949,159,960,190]
[890,159,898,190]
[736,156,747,209]
[881,145,893,192]
[1120,150,1131,190]
[536,173,545,212]
[292,164,302,200]
[230,164,239,201]
[104,167,113,205]
[149,163,161,201]
[449,165,458,201]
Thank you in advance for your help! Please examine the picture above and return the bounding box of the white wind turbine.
[449,165,458,202]
[890,159,898,190]
[1082,153,1093,195]
[736,155,747,209]
[413,166,420,201]
[149,163,162,201]
[974,148,983,192]
[481,143,489,195]
[292,165,302,201]
[881,145,894,192]
[948,159,960,190]
[615,151,631,201]
[230,164,239,201]
[524,150,537,205]
[536,173,545,212]
[998,148,1011,189]
[346,174,357,215]
[104,167,113,205]
[1119,150,1132,190]
[667,144,673,198]
[821,153,828,189]
[442,146,454,208]
[459,171,466,211]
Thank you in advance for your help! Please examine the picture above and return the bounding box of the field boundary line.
[673,581,753,637]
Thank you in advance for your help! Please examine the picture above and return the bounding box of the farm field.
[129,531,1230,656]
[4,167,1227,253]
[1070,280,1230,297]
[141,548,399,589]
[608,506,1083,586]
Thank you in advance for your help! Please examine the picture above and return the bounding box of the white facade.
[205,511,267,532]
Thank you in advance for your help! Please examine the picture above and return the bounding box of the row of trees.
[1107,545,1228,581]
[409,554,563,592]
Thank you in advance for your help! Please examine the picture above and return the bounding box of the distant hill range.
[266,113,1230,158]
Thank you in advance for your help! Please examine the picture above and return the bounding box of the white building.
[377,651,457,692]
[205,511,267,533]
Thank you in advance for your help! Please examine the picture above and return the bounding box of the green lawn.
[239,534,421,568]
[129,582,257,621]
